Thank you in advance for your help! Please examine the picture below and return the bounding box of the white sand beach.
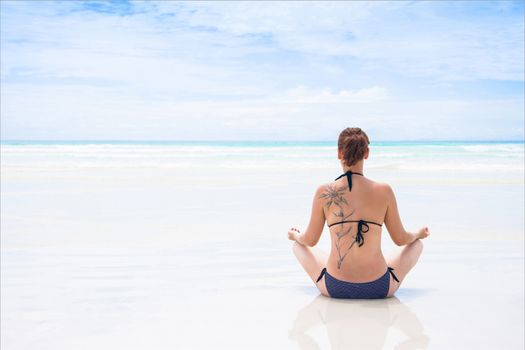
[1,142,524,349]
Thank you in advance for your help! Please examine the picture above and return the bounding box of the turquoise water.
[1,140,523,146]
[1,140,523,172]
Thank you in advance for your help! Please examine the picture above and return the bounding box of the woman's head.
[337,127,370,166]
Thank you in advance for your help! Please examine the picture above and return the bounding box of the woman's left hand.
[288,227,301,242]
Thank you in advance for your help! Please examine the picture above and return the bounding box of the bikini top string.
[334,171,367,247]
[354,220,369,247]
[335,170,363,192]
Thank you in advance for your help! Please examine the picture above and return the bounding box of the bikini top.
[326,170,383,247]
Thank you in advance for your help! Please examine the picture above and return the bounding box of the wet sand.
[1,238,523,349]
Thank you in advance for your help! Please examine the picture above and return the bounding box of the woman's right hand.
[288,227,301,242]
[417,227,430,239]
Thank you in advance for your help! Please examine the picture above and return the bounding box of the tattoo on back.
[319,184,348,208]
[319,184,359,269]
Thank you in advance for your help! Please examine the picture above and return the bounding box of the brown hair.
[337,127,370,166]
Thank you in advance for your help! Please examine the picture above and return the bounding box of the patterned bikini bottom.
[316,267,400,299]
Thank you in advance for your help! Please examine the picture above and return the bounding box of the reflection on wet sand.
[289,295,429,350]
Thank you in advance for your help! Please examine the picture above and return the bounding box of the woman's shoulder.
[360,178,393,200]
[314,182,331,195]
[312,182,342,201]
[313,179,392,197]
[313,179,389,191]
[368,178,391,189]
[367,180,396,202]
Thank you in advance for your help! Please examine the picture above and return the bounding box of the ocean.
[1,140,523,171]
[1,140,523,248]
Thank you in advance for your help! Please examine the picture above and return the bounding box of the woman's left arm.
[288,185,326,247]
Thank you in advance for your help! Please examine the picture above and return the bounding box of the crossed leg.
[292,239,424,298]
[385,239,424,297]
[292,242,330,296]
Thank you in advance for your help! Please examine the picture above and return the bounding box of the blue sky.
[1,1,524,141]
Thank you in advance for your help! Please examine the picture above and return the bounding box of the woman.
[288,127,430,298]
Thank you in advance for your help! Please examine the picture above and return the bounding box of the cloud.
[2,1,523,83]
[2,82,522,141]
[0,1,523,141]
[286,86,388,103]
[143,1,524,81]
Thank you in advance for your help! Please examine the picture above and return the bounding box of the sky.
[1,0,524,141]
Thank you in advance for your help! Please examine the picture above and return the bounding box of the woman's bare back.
[320,174,390,282]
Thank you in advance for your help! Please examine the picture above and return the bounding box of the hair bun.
[338,127,370,166]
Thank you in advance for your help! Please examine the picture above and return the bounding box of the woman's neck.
[341,164,364,174]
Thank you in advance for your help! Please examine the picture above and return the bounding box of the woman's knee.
[292,241,307,258]
[407,238,423,253]
[414,239,424,255]
[405,239,424,264]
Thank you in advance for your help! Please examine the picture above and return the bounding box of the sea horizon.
[1,139,524,146]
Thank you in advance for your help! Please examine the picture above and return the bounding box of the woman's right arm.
[384,184,428,246]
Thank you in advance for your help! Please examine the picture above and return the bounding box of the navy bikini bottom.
[316,267,400,299]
